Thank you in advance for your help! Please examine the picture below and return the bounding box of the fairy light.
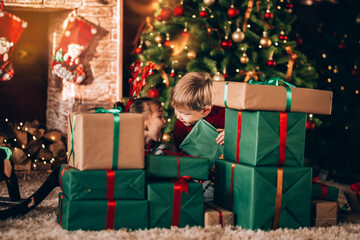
[27,154,31,157]
[322,53,327,59]
[210,15,214,18]
[192,15,196,18]
[236,69,240,72]
[167,119,171,122]
[327,78,331,83]
[259,45,263,48]
[42,144,45,148]
[33,136,36,140]
[163,79,167,84]
[355,90,359,94]
[51,136,55,140]
[14,138,17,142]
[25,127,28,131]
[340,86,344,91]
[17,126,21,130]
[19,122,23,126]
[247,24,251,28]
[275,42,279,46]
[22,145,25,149]
[5,118,8,122]
[328,66,332,70]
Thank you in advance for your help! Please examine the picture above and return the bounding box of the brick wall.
[4,0,122,136]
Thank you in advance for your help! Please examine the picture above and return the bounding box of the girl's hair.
[170,72,213,111]
[129,97,162,117]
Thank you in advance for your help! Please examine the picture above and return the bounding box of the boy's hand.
[216,129,225,145]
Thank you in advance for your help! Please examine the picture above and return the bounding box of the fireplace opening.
[0,10,50,125]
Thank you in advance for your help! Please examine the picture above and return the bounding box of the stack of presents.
[57,79,359,231]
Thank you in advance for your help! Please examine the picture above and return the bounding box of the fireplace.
[0,0,123,136]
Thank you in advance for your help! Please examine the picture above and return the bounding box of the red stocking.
[0,3,28,81]
[52,11,96,84]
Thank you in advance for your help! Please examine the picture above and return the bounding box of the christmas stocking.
[0,3,28,81]
[52,11,96,84]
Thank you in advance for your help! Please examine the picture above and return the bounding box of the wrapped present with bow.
[204,204,234,227]
[344,182,360,213]
[147,179,203,228]
[145,153,209,180]
[214,159,312,230]
[311,200,338,227]
[59,164,145,200]
[224,108,306,166]
[213,78,333,115]
[179,119,224,168]
[57,192,148,231]
[67,107,144,170]
[311,177,339,201]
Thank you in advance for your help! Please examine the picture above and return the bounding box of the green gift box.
[145,154,209,180]
[59,164,145,200]
[312,181,339,201]
[224,109,306,166]
[58,193,148,231]
[180,119,223,168]
[147,180,204,228]
[214,159,312,230]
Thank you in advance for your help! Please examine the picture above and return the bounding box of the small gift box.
[204,204,234,227]
[214,159,312,230]
[312,178,339,201]
[59,164,145,200]
[213,80,333,115]
[58,193,148,231]
[344,182,360,213]
[311,200,338,227]
[145,154,209,180]
[67,108,144,170]
[180,119,223,168]
[224,109,306,166]
[147,180,204,228]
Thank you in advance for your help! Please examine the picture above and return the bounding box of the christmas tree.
[293,0,360,182]
[133,0,318,141]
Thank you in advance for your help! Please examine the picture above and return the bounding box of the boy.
[171,72,225,151]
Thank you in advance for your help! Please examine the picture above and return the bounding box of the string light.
[327,78,331,83]
[322,53,327,58]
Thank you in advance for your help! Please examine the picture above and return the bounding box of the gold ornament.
[155,35,163,44]
[187,50,197,59]
[162,133,171,142]
[240,53,249,64]
[213,72,225,81]
[232,28,245,43]
[260,31,272,48]
[203,0,215,6]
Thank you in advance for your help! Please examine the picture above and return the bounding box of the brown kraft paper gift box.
[67,111,144,170]
[311,200,338,227]
[204,204,234,227]
[213,81,333,115]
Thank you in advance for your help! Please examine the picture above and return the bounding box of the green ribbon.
[248,78,295,112]
[224,82,230,108]
[0,146,12,159]
[71,106,123,169]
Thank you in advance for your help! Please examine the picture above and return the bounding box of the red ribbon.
[236,111,242,163]
[278,112,287,165]
[59,194,64,225]
[162,150,198,178]
[106,170,115,200]
[171,177,190,226]
[105,200,116,229]
[350,182,360,202]
[209,205,223,227]
[60,166,74,192]
[312,177,329,199]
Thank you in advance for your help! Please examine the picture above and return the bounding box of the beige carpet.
[0,171,360,240]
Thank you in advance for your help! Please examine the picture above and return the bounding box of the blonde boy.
[171,72,225,151]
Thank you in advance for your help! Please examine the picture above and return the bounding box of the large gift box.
[213,81,333,115]
[204,204,234,227]
[58,193,148,231]
[224,109,306,166]
[67,110,144,170]
[179,119,223,168]
[59,164,145,200]
[214,159,312,230]
[145,154,209,180]
[311,200,338,227]
[147,180,204,228]
[311,179,339,201]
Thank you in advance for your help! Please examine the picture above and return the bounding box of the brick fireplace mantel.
[3,0,123,136]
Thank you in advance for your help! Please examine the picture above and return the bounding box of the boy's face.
[174,106,211,127]
[145,103,166,145]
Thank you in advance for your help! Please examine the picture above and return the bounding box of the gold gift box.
[204,204,234,227]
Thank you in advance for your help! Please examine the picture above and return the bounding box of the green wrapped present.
[224,109,306,166]
[147,180,204,228]
[58,192,148,231]
[180,119,223,168]
[312,178,339,201]
[214,159,312,230]
[145,154,209,180]
[59,164,145,200]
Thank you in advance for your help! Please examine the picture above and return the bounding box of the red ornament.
[199,10,209,18]
[279,34,288,41]
[227,7,240,19]
[164,40,171,47]
[264,12,273,20]
[223,73,229,79]
[148,87,160,99]
[285,3,293,9]
[338,42,346,49]
[351,68,358,76]
[135,46,143,54]
[296,37,303,45]
[221,39,233,50]
[158,7,172,21]
[267,59,276,66]
[173,5,185,17]
[306,119,315,130]
[170,71,176,78]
